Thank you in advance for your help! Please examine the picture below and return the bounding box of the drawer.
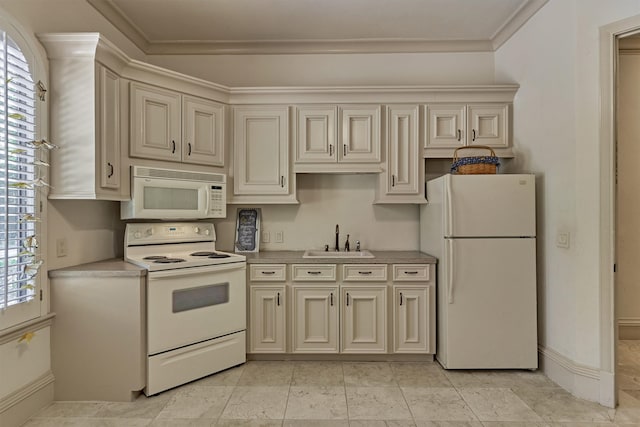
[250,264,287,281]
[343,264,387,281]
[392,264,430,281]
[292,264,337,281]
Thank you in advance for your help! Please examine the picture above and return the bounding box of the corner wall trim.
[0,371,54,413]
[538,345,613,407]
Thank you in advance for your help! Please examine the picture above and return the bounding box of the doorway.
[615,33,640,405]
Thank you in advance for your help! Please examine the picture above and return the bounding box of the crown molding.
[88,0,547,55]
[86,0,149,52]
[491,0,549,50]
[144,39,494,55]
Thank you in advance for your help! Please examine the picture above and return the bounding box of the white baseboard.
[0,372,54,427]
[539,345,613,408]
[618,317,640,340]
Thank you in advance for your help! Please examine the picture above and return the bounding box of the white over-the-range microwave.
[121,166,227,220]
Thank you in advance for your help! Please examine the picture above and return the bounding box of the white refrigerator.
[420,174,537,369]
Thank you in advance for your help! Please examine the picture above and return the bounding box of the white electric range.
[125,222,246,395]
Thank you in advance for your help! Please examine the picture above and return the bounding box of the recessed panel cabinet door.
[98,65,120,190]
[339,105,381,162]
[426,105,466,148]
[467,104,509,148]
[393,286,434,353]
[249,286,286,353]
[182,96,224,166]
[292,286,339,353]
[387,105,420,195]
[341,286,387,353]
[296,106,337,163]
[130,82,181,161]
[234,106,289,195]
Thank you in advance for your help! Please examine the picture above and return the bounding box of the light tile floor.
[22,354,640,426]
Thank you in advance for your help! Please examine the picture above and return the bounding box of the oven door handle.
[148,262,245,279]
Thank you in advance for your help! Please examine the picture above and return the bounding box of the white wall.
[616,52,640,327]
[495,0,640,372]
[148,52,495,87]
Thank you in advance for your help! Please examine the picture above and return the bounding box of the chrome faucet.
[335,224,340,251]
[345,234,350,251]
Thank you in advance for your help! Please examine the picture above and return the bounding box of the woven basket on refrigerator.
[450,145,500,175]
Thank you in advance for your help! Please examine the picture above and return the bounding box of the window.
[0,28,45,329]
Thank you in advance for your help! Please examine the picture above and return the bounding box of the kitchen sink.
[303,249,375,258]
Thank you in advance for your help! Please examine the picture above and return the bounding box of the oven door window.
[172,282,229,313]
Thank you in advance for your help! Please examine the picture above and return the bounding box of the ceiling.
[87,0,548,55]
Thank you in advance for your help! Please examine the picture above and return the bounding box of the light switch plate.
[261,231,270,243]
[275,231,284,243]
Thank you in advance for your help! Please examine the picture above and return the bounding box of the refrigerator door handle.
[445,174,453,237]
[447,239,454,304]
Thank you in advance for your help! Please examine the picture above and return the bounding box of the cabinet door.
[393,286,434,353]
[130,82,181,162]
[249,286,286,353]
[387,105,420,195]
[183,96,224,166]
[98,65,120,190]
[426,105,465,148]
[234,106,290,195]
[339,105,381,163]
[292,286,339,353]
[467,104,509,149]
[296,106,337,163]
[341,286,387,353]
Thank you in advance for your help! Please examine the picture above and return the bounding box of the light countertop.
[244,250,437,264]
[48,259,147,278]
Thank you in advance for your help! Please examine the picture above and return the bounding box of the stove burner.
[154,258,186,264]
[208,253,230,259]
[143,255,167,260]
[190,251,231,259]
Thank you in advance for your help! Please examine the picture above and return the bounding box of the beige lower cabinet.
[248,262,434,356]
[249,285,286,353]
[341,286,388,353]
[291,286,339,353]
[393,285,435,353]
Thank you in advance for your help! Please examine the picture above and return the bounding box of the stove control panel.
[125,222,216,246]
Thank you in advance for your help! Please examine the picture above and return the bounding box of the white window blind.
[0,30,40,313]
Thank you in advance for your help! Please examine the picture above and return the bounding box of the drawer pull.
[404,271,419,275]
[358,271,372,275]
[307,271,322,275]
[261,271,276,275]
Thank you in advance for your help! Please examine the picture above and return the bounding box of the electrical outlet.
[275,231,284,243]
[56,238,68,257]
[262,231,270,243]
[556,231,570,249]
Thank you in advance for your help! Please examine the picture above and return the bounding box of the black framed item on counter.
[234,208,261,253]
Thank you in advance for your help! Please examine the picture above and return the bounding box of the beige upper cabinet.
[375,104,425,204]
[425,103,511,158]
[130,82,224,166]
[295,105,381,172]
[232,106,297,203]
[98,65,122,191]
